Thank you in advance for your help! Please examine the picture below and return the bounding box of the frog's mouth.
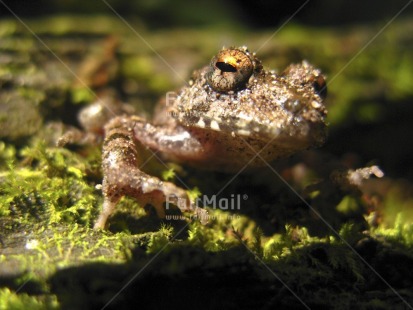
[182,113,282,139]
[180,112,326,147]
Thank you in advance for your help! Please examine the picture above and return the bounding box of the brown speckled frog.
[93,46,327,229]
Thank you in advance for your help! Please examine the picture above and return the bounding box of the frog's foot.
[57,128,101,147]
[331,165,384,192]
[93,169,193,229]
[94,116,197,229]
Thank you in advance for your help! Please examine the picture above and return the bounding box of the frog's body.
[94,46,327,229]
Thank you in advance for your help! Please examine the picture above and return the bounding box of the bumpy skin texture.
[94,46,327,229]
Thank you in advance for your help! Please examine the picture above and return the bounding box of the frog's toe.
[94,198,117,230]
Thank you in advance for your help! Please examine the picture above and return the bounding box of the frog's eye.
[312,75,327,99]
[206,48,255,93]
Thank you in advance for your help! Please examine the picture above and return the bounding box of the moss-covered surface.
[1,15,413,309]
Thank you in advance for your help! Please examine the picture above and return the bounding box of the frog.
[92,46,328,229]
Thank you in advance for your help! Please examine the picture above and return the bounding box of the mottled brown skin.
[94,46,328,229]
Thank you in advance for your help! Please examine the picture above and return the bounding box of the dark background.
[1,0,413,28]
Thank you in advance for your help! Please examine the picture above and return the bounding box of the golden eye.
[206,47,255,92]
[312,75,327,99]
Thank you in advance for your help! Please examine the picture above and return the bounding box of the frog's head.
[172,46,327,155]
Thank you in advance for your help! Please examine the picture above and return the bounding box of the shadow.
[182,165,365,238]
[47,238,413,309]
[107,207,190,239]
[49,246,278,310]
[326,99,413,181]
[0,273,44,295]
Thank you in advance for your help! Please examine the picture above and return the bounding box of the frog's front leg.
[94,116,206,229]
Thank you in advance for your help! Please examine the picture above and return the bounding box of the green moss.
[0,144,97,227]
[0,288,59,310]
[0,20,17,36]
[70,87,95,105]
[146,224,173,254]
[121,55,173,92]
[373,214,413,247]
[1,141,412,308]
[0,143,16,168]
[161,168,175,181]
